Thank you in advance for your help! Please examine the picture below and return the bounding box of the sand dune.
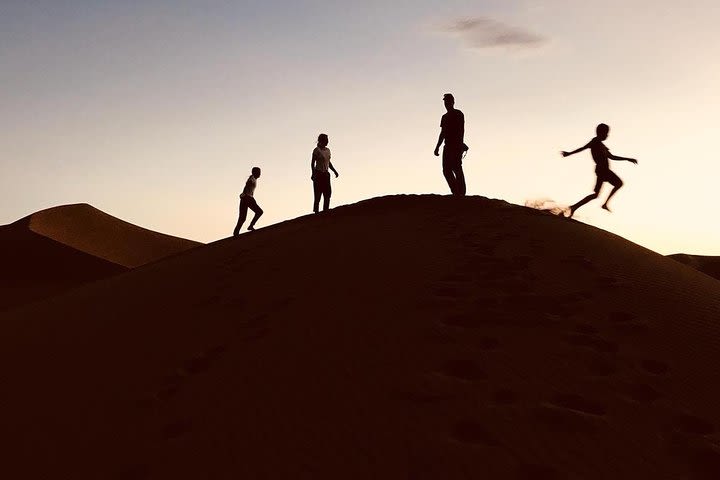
[0,204,200,311]
[669,254,720,282]
[1,195,720,479]
[25,203,201,268]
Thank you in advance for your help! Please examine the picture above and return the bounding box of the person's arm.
[329,162,339,178]
[608,152,638,164]
[310,150,317,179]
[434,131,444,156]
[561,142,591,157]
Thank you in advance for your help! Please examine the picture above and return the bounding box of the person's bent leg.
[569,178,602,217]
[247,199,263,231]
[454,164,466,196]
[601,172,623,211]
[233,198,249,236]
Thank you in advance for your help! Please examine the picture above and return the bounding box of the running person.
[311,133,339,213]
[233,167,263,235]
[562,123,638,217]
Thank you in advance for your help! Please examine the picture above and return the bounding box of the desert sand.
[0,204,200,311]
[1,195,719,479]
[670,254,720,282]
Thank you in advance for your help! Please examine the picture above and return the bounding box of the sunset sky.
[2,0,719,254]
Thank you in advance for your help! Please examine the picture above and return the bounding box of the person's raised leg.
[233,198,249,236]
[247,200,263,231]
[601,172,623,212]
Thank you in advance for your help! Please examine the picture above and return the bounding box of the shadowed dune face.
[0,222,126,311]
[669,254,720,282]
[0,204,201,311]
[1,195,720,479]
[25,203,201,268]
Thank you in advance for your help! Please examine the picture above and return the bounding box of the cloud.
[440,17,547,50]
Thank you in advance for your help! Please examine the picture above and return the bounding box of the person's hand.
[310,173,315,181]
[561,151,570,157]
[334,171,339,178]
[629,158,638,165]
[434,148,439,157]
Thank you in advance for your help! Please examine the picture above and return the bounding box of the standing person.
[562,123,638,217]
[434,93,467,196]
[233,167,264,235]
[311,133,339,213]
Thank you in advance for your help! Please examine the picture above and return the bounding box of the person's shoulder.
[455,109,464,117]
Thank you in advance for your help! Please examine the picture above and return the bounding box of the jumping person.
[434,93,467,196]
[233,167,263,235]
[311,133,339,213]
[562,123,638,217]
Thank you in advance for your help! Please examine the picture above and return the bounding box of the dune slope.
[670,254,720,282]
[1,195,720,479]
[24,203,201,268]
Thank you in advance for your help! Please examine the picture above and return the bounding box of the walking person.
[562,123,638,217]
[311,133,339,213]
[434,93,467,196]
[233,167,263,235]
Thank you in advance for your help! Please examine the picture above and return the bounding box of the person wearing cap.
[233,166,264,235]
[434,93,467,196]
[310,133,339,213]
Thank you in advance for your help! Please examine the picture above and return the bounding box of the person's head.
[596,123,610,140]
[443,93,455,111]
[251,167,261,178]
[317,133,329,148]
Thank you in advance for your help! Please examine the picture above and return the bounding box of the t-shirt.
[589,137,610,171]
[241,175,257,198]
[312,147,331,173]
[440,109,465,147]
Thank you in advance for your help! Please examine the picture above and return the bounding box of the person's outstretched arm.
[608,152,638,164]
[329,162,339,178]
[561,142,591,157]
[434,132,444,156]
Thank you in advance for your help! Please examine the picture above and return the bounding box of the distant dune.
[669,254,720,282]
[1,195,719,479]
[26,203,201,268]
[0,204,201,311]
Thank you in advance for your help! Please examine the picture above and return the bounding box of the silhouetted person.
[562,123,638,217]
[311,133,339,213]
[434,93,467,196]
[233,167,263,235]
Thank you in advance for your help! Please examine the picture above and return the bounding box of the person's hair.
[317,133,328,144]
[443,93,455,103]
[596,123,610,136]
[251,167,261,176]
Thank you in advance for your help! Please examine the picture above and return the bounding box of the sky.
[2,0,719,255]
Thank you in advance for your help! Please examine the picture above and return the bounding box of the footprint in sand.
[641,359,670,375]
[673,413,715,436]
[493,389,518,405]
[451,420,499,446]
[162,420,192,440]
[551,393,607,416]
[440,359,487,382]
[619,382,662,404]
[563,333,619,353]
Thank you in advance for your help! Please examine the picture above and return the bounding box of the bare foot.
[601,204,611,212]
[247,225,256,231]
